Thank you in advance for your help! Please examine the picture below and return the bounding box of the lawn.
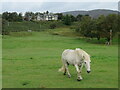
[2,31,118,88]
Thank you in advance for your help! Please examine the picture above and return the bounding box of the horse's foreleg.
[65,64,71,78]
[79,63,83,73]
[75,64,83,81]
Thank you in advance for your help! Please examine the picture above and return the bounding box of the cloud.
[1,2,118,14]
[83,2,118,11]
[1,0,119,2]
[2,2,44,13]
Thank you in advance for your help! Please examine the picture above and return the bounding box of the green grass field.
[2,30,118,88]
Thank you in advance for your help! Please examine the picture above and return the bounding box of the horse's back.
[62,49,75,58]
[62,49,77,64]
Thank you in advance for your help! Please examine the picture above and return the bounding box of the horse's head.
[84,56,91,73]
[84,59,91,73]
[75,48,91,73]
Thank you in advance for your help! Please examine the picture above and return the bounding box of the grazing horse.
[59,48,91,81]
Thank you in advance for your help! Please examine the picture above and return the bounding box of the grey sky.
[1,2,118,14]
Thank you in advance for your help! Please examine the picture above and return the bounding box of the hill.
[62,9,118,18]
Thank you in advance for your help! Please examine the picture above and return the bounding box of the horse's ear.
[82,54,85,59]
[83,56,85,59]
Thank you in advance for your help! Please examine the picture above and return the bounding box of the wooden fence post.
[110,29,112,45]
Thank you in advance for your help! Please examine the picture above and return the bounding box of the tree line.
[2,11,88,22]
[2,11,63,21]
[2,12,23,22]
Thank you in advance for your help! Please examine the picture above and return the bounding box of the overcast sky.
[1,1,119,14]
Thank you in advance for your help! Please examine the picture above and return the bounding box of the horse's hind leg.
[63,66,66,75]
[64,64,71,78]
[75,64,83,81]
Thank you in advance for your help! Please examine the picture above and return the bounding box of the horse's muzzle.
[87,71,91,73]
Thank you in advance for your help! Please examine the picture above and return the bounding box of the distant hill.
[62,9,118,18]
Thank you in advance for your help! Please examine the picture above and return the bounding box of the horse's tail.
[58,65,65,72]
[58,55,65,72]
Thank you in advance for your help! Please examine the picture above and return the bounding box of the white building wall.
[36,14,58,21]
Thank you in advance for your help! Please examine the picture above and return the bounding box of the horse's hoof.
[63,73,66,75]
[68,75,71,78]
[77,79,82,81]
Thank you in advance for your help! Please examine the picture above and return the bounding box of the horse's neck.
[83,53,90,61]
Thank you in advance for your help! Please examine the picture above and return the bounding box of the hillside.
[62,9,118,18]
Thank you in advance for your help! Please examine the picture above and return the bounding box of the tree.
[76,14,83,21]
[24,12,30,21]
[118,15,120,32]
[7,12,18,21]
[77,15,99,39]
[80,15,92,37]
[85,14,89,16]
[2,12,9,21]
[70,15,76,22]
[96,15,106,40]
[46,11,49,14]
[17,13,23,21]
[2,19,9,35]
[55,13,63,20]
[24,12,35,21]
[63,14,71,25]
[2,12,23,22]
[96,14,118,43]
[104,14,118,43]
[75,14,118,44]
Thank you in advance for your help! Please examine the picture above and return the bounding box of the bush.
[2,19,10,35]
[2,30,10,35]
[49,23,56,29]
[75,26,81,32]
[63,15,72,25]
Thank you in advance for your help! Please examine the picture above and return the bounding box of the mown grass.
[2,31,118,88]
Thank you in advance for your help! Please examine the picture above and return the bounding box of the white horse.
[59,48,91,81]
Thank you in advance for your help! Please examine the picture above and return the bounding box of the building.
[36,13,58,21]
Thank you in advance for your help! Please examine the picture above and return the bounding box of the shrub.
[75,26,81,32]
[2,19,10,35]
[49,23,56,29]
[2,30,10,35]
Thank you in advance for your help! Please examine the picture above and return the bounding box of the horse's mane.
[75,48,90,61]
